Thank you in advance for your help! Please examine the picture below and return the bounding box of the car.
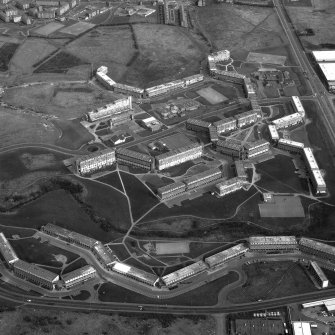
[26,299,32,302]
[138,306,144,311]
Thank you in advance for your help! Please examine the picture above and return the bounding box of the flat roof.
[14,260,59,283]
[292,96,305,114]
[272,112,303,125]
[303,147,319,170]
[116,148,152,162]
[319,62,335,81]
[249,236,297,245]
[278,138,305,149]
[0,232,19,264]
[312,50,335,62]
[157,181,186,194]
[311,168,326,187]
[205,243,248,267]
[156,143,202,160]
[184,168,221,185]
[187,118,211,128]
[300,237,335,256]
[62,265,96,283]
[216,177,244,189]
[112,262,157,284]
[292,322,311,335]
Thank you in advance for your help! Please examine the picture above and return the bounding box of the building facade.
[272,112,304,129]
[213,117,237,133]
[244,139,270,158]
[277,138,304,153]
[310,261,328,288]
[62,265,96,289]
[157,181,186,200]
[184,168,222,190]
[249,236,298,251]
[186,118,211,133]
[116,148,154,171]
[216,139,244,159]
[215,177,245,197]
[268,125,279,142]
[0,232,19,266]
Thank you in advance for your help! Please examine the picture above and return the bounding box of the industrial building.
[162,260,208,288]
[249,236,298,251]
[215,177,245,197]
[303,147,327,194]
[209,126,219,143]
[186,118,211,133]
[309,261,328,289]
[268,125,279,142]
[112,262,158,286]
[277,139,304,153]
[92,242,115,268]
[299,238,335,261]
[41,223,97,250]
[272,112,304,129]
[205,243,248,269]
[216,139,244,159]
[87,97,132,123]
[0,232,19,266]
[155,143,203,170]
[116,148,154,171]
[244,139,270,158]
[213,117,237,133]
[62,265,96,289]
[235,111,259,128]
[75,148,116,175]
[13,260,59,290]
[157,181,186,200]
[183,168,222,190]
[292,96,305,117]
[113,83,144,98]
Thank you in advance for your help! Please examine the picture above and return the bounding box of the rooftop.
[62,265,96,283]
[205,243,248,266]
[312,50,335,62]
[112,262,157,284]
[0,232,19,264]
[249,236,297,245]
[300,238,335,255]
[318,62,335,81]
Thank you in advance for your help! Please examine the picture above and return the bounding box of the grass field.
[196,87,227,105]
[53,119,94,149]
[140,175,174,192]
[108,244,130,261]
[99,271,238,305]
[120,172,159,221]
[163,161,196,177]
[10,237,79,267]
[0,43,19,72]
[33,23,64,36]
[227,261,316,303]
[96,172,124,193]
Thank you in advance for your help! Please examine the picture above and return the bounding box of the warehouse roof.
[0,232,19,264]
[312,50,335,62]
[205,243,248,267]
[318,62,335,81]
[14,260,59,283]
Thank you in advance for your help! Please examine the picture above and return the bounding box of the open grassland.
[10,237,79,268]
[227,261,316,303]
[9,39,57,75]
[97,172,124,193]
[3,82,115,119]
[195,3,294,64]
[287,0,335,49]
[0,43,19,72]
[0,107,59,148]
[0,309,215,335]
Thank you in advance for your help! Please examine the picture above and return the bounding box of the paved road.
[274,0,335,145]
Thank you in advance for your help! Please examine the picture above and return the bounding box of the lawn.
[119,172,159,222]
[10,237,79,267]
[0,43,19,71]
[227,261,316,303]
[107,244,130,261]
[98,271,239,305]
[97,172,124,193]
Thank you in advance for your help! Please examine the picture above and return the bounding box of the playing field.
[196,87,227,105]
[155,242,190,255]
[33,22,64,36]
[259,196,305,218]
[247,52,287,65]
[160,133,193,150]
[59,22,95,36]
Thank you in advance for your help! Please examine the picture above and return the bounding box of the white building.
[310,261,328,288]
[312,50,335,62]
[268,125,279,142]
[249,236,298,251]
[292,96,305,117]
[0,232,19,266]
[62,265,96,289]
[272,112,304,129]
[215,177,245,197]
[292,322,311,335]
[318,62,335,93]
[277,138,304,153]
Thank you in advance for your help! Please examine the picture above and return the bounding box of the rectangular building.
[113,83,144,98]
[75,148,116,175]
[157,181,186,200]
[112,262,158,286]
[268,124,279,142]
[96,71,116,90]
[183,74,204,86]
[244,139,270,158]
[312,50,335,62]
[41,223,97,250]
[116,148,154,171]
[234,160,247,179]
[145,79,184,97]
[277,139,304,153]
[209,126,219,143]
[299,238,335,261]
[210,69,246,84]
[292,96,305,117]
[318,62,335,93]
[184,168,222,190]
[155,143,203,170]
[249,236,298,251]
[213,117,237,133]
[216,139,244,159]
[235,111,259,128]
[303,147,319,170]
[272,112,304,129]
[13,260,59,290]
[0,232,19,266]
[215,177,245,197]
[162,260,207,287]
[92,242,115,268]
[62,265,96,289]
[87,97,132,122]
[310,261,328,289]
[186,118,211,133]
[205,243,248,269]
